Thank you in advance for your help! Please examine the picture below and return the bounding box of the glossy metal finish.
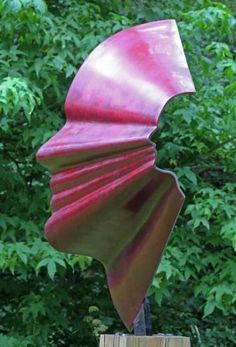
[36,20,195,330]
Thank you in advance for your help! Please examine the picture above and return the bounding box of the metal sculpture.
[36,20,195,331]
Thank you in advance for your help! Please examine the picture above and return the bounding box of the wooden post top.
[99,334,191,347]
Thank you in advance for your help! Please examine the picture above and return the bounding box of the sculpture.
[36,20,195,331]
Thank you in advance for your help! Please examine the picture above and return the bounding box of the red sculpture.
[36,20,195,330]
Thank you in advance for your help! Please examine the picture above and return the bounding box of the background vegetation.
[0,0,235,346]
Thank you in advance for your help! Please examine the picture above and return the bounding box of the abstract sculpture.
[36,20,195,331]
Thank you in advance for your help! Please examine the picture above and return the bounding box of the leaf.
[36,258,48,271]
[204,300,216,317]
[33,0,47,14]
[225,80,236,95]
[176,167,197,185]
[157,260,172,279]
[7,0,22,12]
[184,167,197,185]
[54,258,66,268]
[65,64,76,78]
[34,59,44,77]
[47,260,56,280]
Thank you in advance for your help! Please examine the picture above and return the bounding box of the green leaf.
[33,0,47,14]
[204,300,216,317]
[47,260,56,280]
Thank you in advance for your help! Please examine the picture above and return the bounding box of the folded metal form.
[36,20,195,330]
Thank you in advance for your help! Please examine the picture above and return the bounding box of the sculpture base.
[99,334,191,347]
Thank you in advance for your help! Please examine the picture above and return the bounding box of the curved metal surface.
[36,20,195,330]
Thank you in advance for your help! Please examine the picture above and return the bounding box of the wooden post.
[99,335,191,347]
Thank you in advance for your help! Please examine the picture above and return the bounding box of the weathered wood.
[99,335,191,347]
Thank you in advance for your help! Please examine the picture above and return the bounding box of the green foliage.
[0,0,235,346]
